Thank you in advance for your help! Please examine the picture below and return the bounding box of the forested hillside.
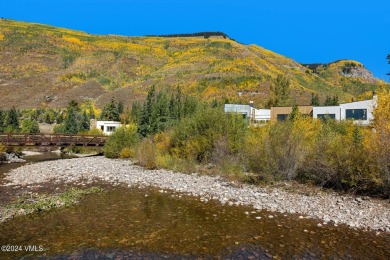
[0,19,387,109]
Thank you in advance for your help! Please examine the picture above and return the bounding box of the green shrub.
[103,124,139,158]
[170,107,247,163]
[21,119,40,133]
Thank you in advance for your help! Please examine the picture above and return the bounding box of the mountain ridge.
[0,19,387,109]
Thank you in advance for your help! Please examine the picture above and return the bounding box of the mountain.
[0,19,387,109]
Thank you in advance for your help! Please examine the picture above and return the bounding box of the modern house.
[90,119,121,135]
[271,106,313,121]
[225,94,376,125]
[312,106,340,121]
[224,102,271,123]
[312,97,376,125]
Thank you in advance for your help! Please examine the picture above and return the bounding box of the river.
[0,154,389,259]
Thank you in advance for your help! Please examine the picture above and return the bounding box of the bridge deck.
[0,133,108,147]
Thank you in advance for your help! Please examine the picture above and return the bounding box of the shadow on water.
[0,186,389,259]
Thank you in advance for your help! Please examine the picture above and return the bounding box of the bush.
[103,124,139,158]
[135,138,157,169]
[119,147,134,159]
[170,107,247,163]
[297,120,384,194]
[244,120,314,182]
[21,119,40,133]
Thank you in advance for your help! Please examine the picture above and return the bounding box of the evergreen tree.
[117,100,124,115]
[324,96,332,106]
[6,107,20,132]
[21,119,40,133]
[56,112,64,124]
[0,108,4,133]
[352,125,363,145]
[267,74,290,107]
[64,104,79,134]
[324,95,339,106]
[100,98,120,121]
[331,95,339,105]
[138,86,156,136]
[80,110,90,132]
[310,93,320,106]
[289,104,300,121]
[130,101,142,124]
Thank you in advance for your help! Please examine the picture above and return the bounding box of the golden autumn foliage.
[370,88,390,192]
[0,19,387,109]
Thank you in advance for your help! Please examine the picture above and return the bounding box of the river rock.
[2,156,390,232]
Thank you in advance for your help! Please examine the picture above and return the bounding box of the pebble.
[2,156,390,233]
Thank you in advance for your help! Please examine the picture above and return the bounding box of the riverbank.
[2,156,390,232]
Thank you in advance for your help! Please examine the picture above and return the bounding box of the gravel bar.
[2,156,390,232]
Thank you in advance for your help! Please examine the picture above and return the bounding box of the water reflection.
[0,187,389,259]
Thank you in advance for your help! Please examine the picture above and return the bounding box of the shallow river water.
[0,154,389,259]
[1,186,389,259]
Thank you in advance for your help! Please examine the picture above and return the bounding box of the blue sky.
[2,0,389,80]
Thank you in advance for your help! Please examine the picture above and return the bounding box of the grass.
[0,187,103,223]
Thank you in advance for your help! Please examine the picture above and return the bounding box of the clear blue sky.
[2,0,389,80]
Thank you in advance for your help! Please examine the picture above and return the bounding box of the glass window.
[317,114,336,120]
[106,126,116,132]
[100,126,104,131]
[277,114,288,121]
[345,109,367,120]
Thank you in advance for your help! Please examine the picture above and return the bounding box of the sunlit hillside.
[0,19,387,108]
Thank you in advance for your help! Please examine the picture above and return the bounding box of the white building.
[224,103,271,123]
[90,119,122,135]
[253,108,271,123]
[312,106,341,121]
[312,96,376,125]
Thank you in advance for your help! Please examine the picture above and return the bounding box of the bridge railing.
[0,133,108,147]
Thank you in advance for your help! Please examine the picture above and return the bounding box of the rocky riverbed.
[2,156,390,232]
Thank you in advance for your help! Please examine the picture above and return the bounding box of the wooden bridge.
[0,133,108,147]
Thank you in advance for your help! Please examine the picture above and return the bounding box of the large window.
[277,114,288,121]
[106,126,117,132]
[317,114,336,120]
[345,109,367,120]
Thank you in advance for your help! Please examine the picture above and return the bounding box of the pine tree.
[130,101,142,124]
[289,104,300,121]
[6,107,20,132]
[310,93,320,106]
[117,100,124,115]
[101,98,120,121]
[21,119,40,133]
[332,95,339,105]
[324,96,333,106]
[80,110,90,132]
[64,107,79,134]
[0,108,4,133]
[56,112,64,124]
